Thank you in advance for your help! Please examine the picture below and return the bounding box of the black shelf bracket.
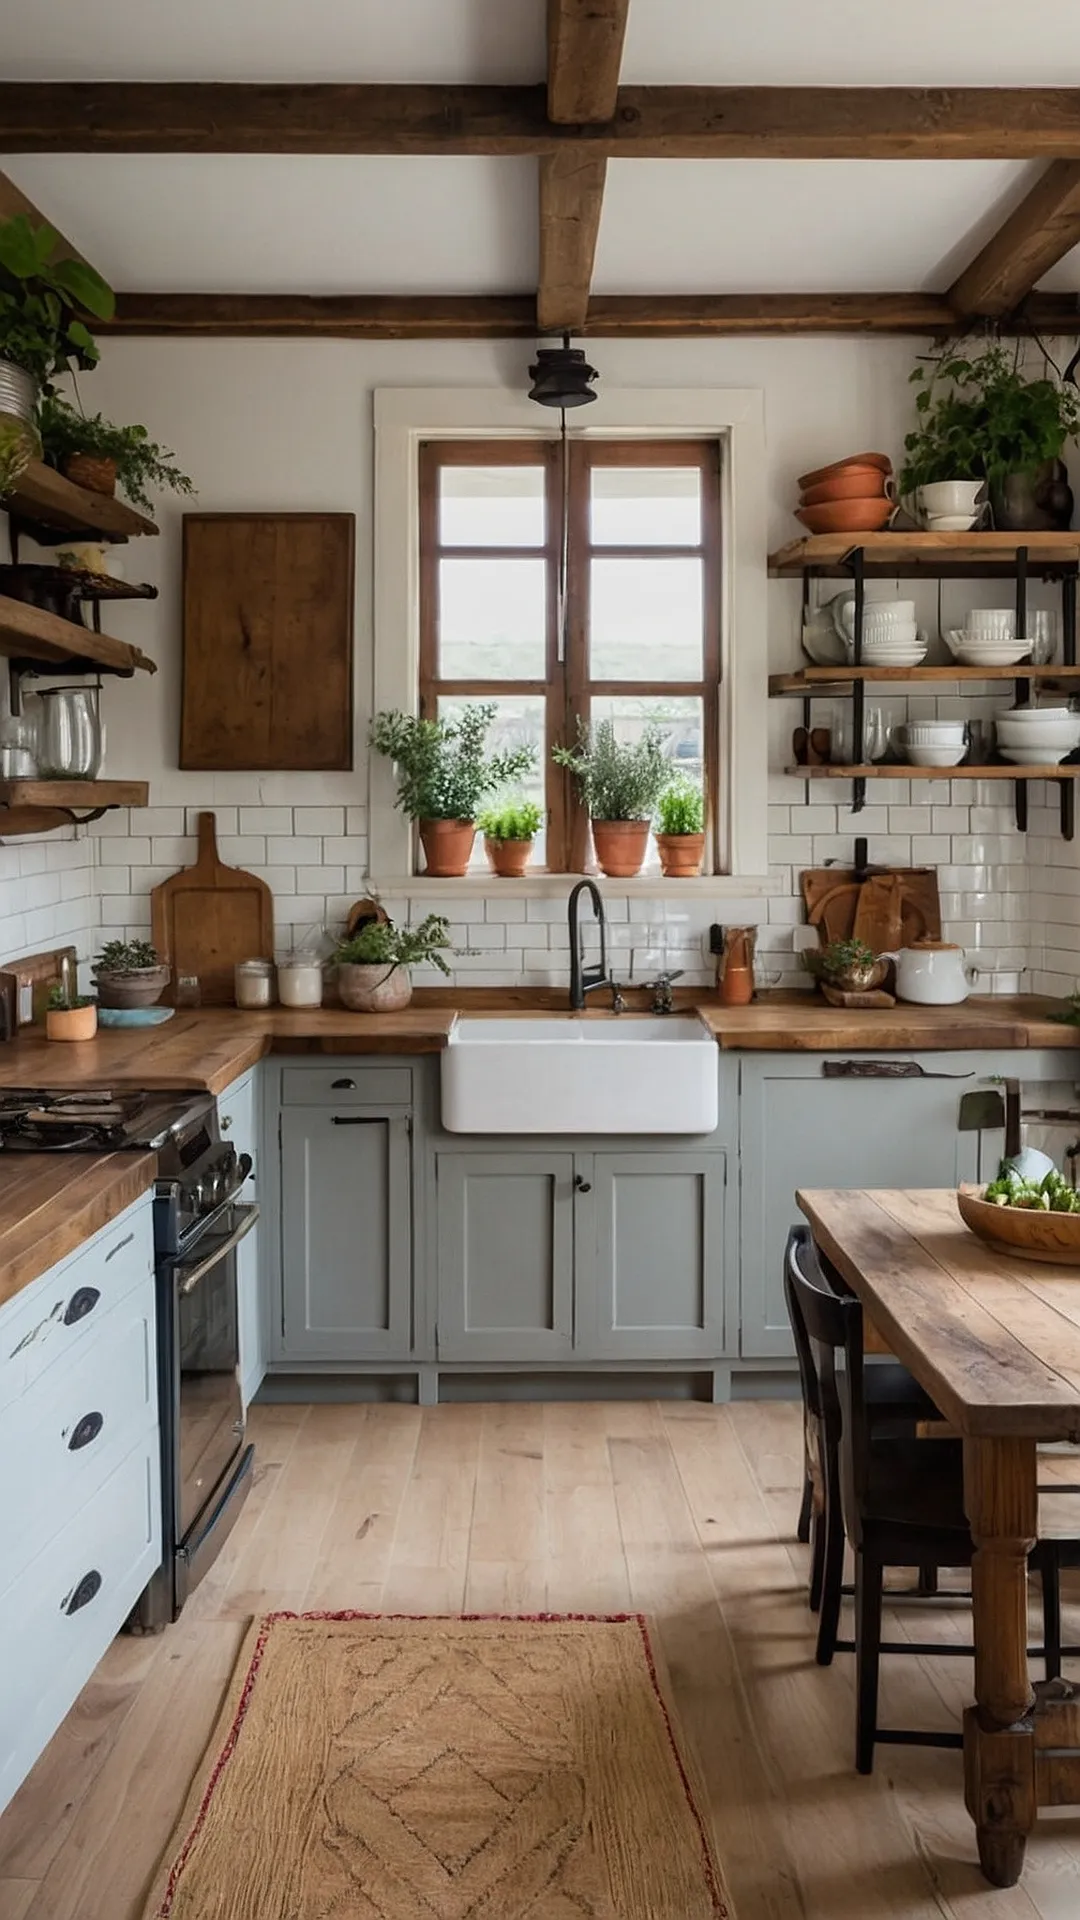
[1061,780,1076,843]
[1014,778,1029,834]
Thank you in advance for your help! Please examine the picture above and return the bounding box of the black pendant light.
[528,334,600,409]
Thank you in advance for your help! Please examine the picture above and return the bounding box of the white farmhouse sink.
[441,1015,719,1134]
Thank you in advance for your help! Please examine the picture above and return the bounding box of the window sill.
[369,873,772,900]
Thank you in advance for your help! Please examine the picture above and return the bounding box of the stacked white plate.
[945,629,1032,669]
[995,706,1080,766]
[844,631,929,667]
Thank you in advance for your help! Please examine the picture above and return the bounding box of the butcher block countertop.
[0,996,1070,1101]
[0,1150,157,1311]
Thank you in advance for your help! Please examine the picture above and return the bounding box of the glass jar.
[234,958,275,1009]
[277,955,324,1009]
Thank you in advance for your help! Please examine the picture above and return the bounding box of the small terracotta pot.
[46,1004,98,1042]
[656,831,705,878]
[419,818,476,878]
[484,836,533,879]
[591,819,650,879]
[337,962,413,1013]
[63,452,118,497]
[93,964,170,1009]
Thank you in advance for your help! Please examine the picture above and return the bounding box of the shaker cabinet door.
[580,1152,727,1360]
[279,1108,412,1360]
[435,1153,575,1362]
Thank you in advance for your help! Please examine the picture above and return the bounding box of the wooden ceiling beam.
[547,0,630,124]
[6,84,1080,159]
[949,159,1080,316]
[97,290,1080,340]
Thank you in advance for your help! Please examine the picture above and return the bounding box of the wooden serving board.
[801,866,941,947]
[151,812,273,1006]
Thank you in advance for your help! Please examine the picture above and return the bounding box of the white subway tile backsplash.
[266,837,324,866]
[240,806,292,836]
[293,807,346,834]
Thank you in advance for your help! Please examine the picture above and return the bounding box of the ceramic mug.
[918,480,986,531]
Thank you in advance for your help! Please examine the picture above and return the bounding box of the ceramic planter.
[484,836,534,879]
[591,819,650,879]
[656,831,705,878]
[419,818,475,878]
[93,964,170,1010]
[337,962,413,1013]
[0,359,41,496]
[46,1004,98,1042]
[62,451,118,497]
[990,461,1074,533]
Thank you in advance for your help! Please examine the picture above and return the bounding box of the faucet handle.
[645,970,684,988]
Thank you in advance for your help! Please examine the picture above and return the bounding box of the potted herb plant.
[46,981,97,1042]
[476,798,544,878]
[820,938,878,993]
[552,718,672,878]
[369,704,536,877]
[38,394,195,511]
[655,777,706,878]
[334,914,452,1013]
[900,341,1080,531]
[92,938,171,1010]
[0,215,114,495]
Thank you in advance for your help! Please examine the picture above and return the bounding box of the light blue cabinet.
[217,1068,264,1406]
[582,1151,727,1360]
[280,1105,413,1360]
[435,1152,575,1361]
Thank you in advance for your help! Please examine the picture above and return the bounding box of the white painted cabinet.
[217,1068,265,1406]
[0,1191,160,1814]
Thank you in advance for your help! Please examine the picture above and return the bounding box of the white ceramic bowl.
[996,726,1078,752]
[904,724,967,744]
[998,744,1072,765]
[904,743,968,767]
[860,625,921,646]
[966,608,1016,637]
[996,705,1072,722]
[840,600,916,634]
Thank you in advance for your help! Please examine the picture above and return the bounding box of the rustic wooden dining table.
[797,1185,1080,1890]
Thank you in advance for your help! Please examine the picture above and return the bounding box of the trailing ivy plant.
[899,340,1080,496]
[552,718,672,821]
[0,215,114,387]
[39,395,195,514]
[369,704,535,822]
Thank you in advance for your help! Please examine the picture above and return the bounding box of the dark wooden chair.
[783,1224,942,1660]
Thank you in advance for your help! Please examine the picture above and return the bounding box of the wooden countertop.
[0,1150,157,1311]
[697,994,1080,1052]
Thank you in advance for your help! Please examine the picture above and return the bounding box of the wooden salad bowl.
[956,1184,1080,1265]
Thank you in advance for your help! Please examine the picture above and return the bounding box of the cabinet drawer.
[0,1284,157,1589]
[281,1065,412,1108]
[0,1431,161,1815]
[0,1194,154,1414]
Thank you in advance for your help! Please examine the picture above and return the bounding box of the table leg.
[963,1435,1038,1887]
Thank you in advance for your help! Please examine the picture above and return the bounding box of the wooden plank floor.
[4,1399,1080,1918]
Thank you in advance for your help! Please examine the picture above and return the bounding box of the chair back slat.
[785,1226,870,1548]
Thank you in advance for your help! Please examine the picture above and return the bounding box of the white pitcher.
[891,941,976,1005]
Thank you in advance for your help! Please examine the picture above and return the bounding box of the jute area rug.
[143,1610,732,1919]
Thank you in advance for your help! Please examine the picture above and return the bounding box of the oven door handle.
[176,1204,260,1297]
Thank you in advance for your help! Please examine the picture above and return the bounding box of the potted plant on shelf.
[38,394,195,510]
[369,704,536,877]
[476,798,544,878]
[552,718,672,878]
[334,914,452,1013]
[0,215,114,495]
[45,981,98,1042]
[655,777,706,878]
[92,938,171,1009]
[820,937,880,993]
[900,341,1080,532]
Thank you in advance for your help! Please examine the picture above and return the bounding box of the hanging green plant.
[38,394,195,513]
[899,340,1080,497]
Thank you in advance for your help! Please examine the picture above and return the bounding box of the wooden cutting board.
[801,866,941,947]
[852,873,906,952]
[151,812,273,1006]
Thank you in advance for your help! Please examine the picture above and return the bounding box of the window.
[418,439,721,874]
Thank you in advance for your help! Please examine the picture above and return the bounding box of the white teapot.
[891,941,975,1006]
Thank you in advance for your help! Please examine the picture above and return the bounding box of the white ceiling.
[5,2,1080,298]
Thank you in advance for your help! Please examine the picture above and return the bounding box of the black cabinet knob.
[67,1411,104,1451]
[63,1570,102,1615]
[62,1287,100,1326]
[574,1175,592,1194]
[332,1078,357,1090]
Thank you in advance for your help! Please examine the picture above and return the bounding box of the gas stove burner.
[0,1122,112,1152]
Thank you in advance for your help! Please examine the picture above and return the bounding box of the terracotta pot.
[419,818,475,877]
[591,819,650,879]
[63,452,118,497]
[484,835,533,878]
[656,831,705,878]
[799,470,893,507]
[46,1004,98,1042]
[336,962,413,1013]
[796,451,892,492]
[93,964,170,1009]
[795,498,895,536]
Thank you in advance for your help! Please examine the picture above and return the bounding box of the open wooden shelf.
[2,461,158,544]
[0,595,155,676]
[0,781,148,809]
[769,530,1080,579]
[786,763,1080,781]
[770,665,1080,694]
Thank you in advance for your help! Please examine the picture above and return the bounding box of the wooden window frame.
[418,437,722,875]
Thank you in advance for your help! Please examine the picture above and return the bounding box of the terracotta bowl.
[956,1184,1080,1265]
[800,470,893,507]
[796,451,893,492]
[795,498,896,536]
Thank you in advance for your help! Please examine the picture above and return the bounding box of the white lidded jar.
[234,958,275,1008]
[277,954,324,1008]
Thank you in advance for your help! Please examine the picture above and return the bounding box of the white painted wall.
[2,331,1066,996]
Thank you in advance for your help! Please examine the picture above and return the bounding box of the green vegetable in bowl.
[983,1161,1080,1212]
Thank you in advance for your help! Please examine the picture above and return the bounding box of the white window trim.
[371,384,768,896]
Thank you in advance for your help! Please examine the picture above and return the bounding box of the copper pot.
[656,831,705,878]
[419,818,476,877]
[485,836,533,878]
[591,819,650,879]
[63,452,118,497]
